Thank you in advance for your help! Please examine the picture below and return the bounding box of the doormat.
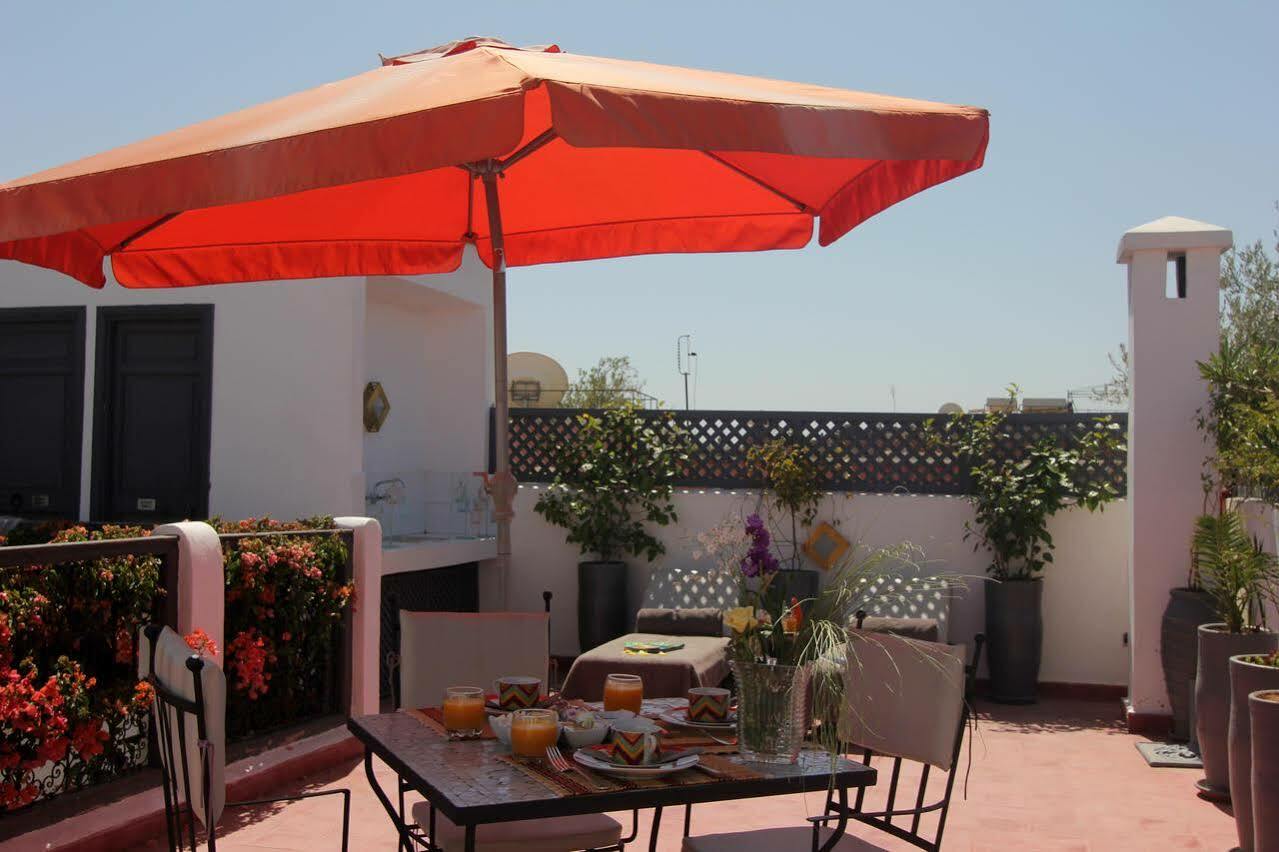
[1135,741,1202,768]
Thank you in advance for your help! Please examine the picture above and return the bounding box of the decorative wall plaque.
[364,381,391,432]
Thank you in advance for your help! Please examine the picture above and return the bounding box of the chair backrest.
[139,625,227,848]
[840,629,965,770]
[398,611,549,710]
[833,627,979,851]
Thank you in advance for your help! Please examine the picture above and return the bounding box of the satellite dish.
[507,352,569,408]
[937,402,963,415]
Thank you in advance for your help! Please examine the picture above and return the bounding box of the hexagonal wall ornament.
[363,381,390,432]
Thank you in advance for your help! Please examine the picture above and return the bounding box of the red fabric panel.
[113,240,463,287]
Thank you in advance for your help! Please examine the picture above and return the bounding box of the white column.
[336,516,383,717]
[1119,216,1231,720]
[153,520,225,665]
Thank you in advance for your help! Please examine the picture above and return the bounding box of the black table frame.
[349,714,876,852]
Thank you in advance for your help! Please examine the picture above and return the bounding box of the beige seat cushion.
[399,611,548,710]
[840,629,966,771]
[683,826,884,851]
[138,626,226,828]
[411,801,622,851]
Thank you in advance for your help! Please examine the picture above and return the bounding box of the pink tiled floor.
[137,699,1237,851]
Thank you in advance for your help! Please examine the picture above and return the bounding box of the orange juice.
[442,687,486,737]
[603,673,643,714]
[510,709,560,757]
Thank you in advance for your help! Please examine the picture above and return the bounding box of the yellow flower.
[724,606,758,634]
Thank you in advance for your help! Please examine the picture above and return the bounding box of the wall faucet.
[367,477,407,505]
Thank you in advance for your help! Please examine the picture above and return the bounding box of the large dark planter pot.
[577,560,628,652]
[1160,588,1217,741]
[985,579,1043,704]
[1194,625,1277,800]
[1229,656,1279,850]
[1250,690,1279,852]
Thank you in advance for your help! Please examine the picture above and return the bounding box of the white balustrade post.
[153,521,225,665]
[336,516,383,717]
[1118,216,1231,725]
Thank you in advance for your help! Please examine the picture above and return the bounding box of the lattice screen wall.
[506,409,1127,496]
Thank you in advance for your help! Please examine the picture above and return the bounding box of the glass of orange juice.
[603,673,644,714]
[510,708,560,757]
[441,686,486,739]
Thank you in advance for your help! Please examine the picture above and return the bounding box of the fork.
[545,745,610,790]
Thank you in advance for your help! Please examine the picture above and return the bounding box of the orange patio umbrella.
[0,37,989,574]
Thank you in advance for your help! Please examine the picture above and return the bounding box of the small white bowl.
[561,723,610,748]
[490,713,513,746]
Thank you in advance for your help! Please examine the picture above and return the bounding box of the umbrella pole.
[481,167,517,609]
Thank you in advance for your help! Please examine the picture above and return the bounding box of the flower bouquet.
[699,512,963,763]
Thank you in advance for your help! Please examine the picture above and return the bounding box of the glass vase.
[730,660,811,764]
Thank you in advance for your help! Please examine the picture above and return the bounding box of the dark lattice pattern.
[379,563,479,698]
[507,409,1127,496]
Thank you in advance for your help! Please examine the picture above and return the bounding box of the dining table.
[348,699,877,852]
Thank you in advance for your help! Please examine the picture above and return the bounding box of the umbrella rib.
[110,212,182,253]
[700,152,811,214]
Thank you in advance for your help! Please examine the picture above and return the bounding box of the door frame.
[90,304,214,522]
[0,306,86,518]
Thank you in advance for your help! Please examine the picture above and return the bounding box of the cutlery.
[545,745,610,790]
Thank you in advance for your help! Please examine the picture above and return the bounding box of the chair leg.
[683,803,693,836]
[340,788,351,852]
[398,779,409,852]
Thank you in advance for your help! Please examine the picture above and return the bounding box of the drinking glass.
[510,708,560,757]
[603,673,644,714]
[441,686,486,739]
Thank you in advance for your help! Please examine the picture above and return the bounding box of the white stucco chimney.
[1119,216,1232,720]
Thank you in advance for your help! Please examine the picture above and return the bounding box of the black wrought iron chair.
[681,630,984,852]
[141,624,351,852]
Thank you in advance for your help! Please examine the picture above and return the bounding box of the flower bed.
[215,517,354,740]
[0,525,162,811]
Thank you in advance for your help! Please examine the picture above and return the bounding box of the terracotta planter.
[1228,656,1279,850]
[1250,690,1279,852]
[1194,625,1277,800]
[1160,588,1217,740]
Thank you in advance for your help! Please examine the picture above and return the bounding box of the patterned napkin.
[404,707,497,740]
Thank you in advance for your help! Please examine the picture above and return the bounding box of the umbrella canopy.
[0,37,989,590]
[0,37,988,288]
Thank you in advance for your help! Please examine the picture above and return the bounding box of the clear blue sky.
[3,1,1276,412]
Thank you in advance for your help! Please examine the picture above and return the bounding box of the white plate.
[658,710,737,730]
[573,749,700,779]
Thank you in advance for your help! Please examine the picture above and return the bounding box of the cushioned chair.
[394,610,626,852]
[139,625,350,852]
[683,629,982,852]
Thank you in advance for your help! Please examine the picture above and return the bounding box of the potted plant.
[746,439,826,607]
[1250,684,1279,852]
[1160,543,1218,742]
[1191,510,1278,801]
[534,405,686,652]
[933,387,1124,703]
[1191,337,1279,800]
[705,513,961,763]
[1229,651,1279,850]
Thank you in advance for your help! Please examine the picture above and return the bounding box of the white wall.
[0,262,367,522]
[510,487,1132,687]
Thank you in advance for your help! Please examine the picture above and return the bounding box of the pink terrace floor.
[133,699,1236,852]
